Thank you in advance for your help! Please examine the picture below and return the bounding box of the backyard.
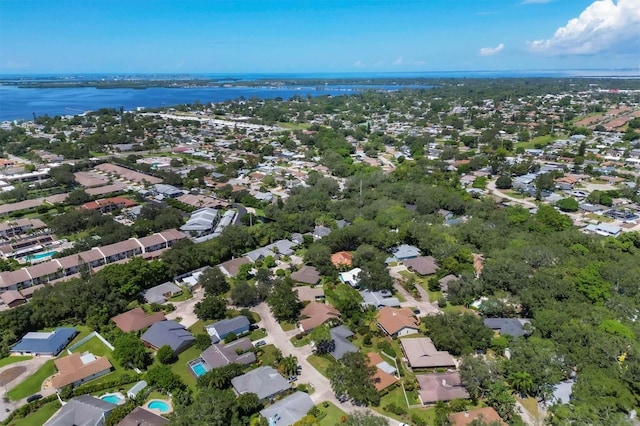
[12,400,61,426]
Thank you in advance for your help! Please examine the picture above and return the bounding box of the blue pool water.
[191,362,208,377]
[24,251,56,262]
[101,395,122,404]
[148,400,170,412]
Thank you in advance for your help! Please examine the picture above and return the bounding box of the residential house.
[330,251,353,268]
[403,256,439,276]
[0,218,46,238]
[231,366,290,400]
[417,372,470,404]
[180,208,219,237]
[484,318,531,338]
[291,265,321,285]
[583,223,622,237]
[328,325,358,361]
[376,307,419,337]
[293,285,325,302]
[141,321,195,354]
[259,391,314,426]
[81,197,137,214]
[312,225,331,240]
[218,257,251,277]
[10,327,77,356]
[117,407,169,426]
[552,379,575,404]
[400,337,456,369]
[205,316,250,343]
[360,290,401,308]
[448,407,506,426]
[388,244,422,262]
[299,302,340,332]
[111,307,166,333]
[142,282,182,304]
[438,275,458,292]
[44,395,116,426]
[0,290,26,308]
[473,254,485,278]
[339,268,361,288]
[200,338,256,371]
[368,352,398,392]
[51,352,113,389]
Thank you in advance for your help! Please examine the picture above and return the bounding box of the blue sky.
[1,0,638,74]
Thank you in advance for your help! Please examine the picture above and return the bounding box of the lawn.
[277,122,311,130]
[168,287,192,302]
[518,396,540,418]
[257,344,280,367]
[306,354,334,378]
[290,334,311,348]
[7,360,55,401]
[249,328,267,341]
[0,356,32,368]
[170,345,201,390]
[373,386,435,425]
[316,401,347,425]
[279,321,296,332]
[12,400,61,426]
[188,320,207,336]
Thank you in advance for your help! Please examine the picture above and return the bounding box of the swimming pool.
[24,251,56,262]
[100,393,124,405]
[190,361,208,377]
[146,400,171,413]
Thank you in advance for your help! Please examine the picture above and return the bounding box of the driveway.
[165,286,205,328]
[0,356,53,422]
[389,265,441,316]
[251,303,396,424]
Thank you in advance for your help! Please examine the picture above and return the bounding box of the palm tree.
[508,371,534,397]
[278,355,298,377]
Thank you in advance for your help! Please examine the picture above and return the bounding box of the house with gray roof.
[552,379,575,404]
[484,318,531,338]
[141,282,182,304]
[200,337,256,370]
[180,208,219,236]
[206,316,250,342]
[312,225,331,240]
[231,366,290,400]
[141,321,194,354]
[10,327,77,356]
[266,239,298,256]
[117,406,168,426]
[329,325,358,361]
[259,391,314,426]
[244,247,276,263]
[387,244,421,262]
[291,266,321,285]
[44,395,116,426]
[360,290,401,308]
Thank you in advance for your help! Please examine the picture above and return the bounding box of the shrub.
[377,341,396,357]
[384,403,406,416]
[411,413,428,426]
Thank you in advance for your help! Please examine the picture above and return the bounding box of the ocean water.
[1,69,637,121]
[0,83,425,122]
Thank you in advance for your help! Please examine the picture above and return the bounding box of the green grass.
[306,354,335,378]
[277,122,311,130]
[188,320,207,336]
[316,401,347,425]
[11,400,62,426]
[290,334,311,347]
[515,133,566,150]
[70,335,112,358]
[0,356,32,368]
[71,335,137,387]
[170,346,201,391]
[249,328,267,341]
[518,396,540,417]
[7,360,56,401]
[373,386,435,424]
[257,344,280,367]
[168,288,192,302]
[279,321,296,332]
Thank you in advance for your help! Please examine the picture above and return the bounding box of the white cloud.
[528,0,640,55]
[479,43,505,56]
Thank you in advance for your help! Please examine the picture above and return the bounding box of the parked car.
[288,376,298,382]
[26,394,42,403]
[254,340,266,347]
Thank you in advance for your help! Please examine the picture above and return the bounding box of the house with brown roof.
[368,352,398,392]
[400,337,456,369]
[51,352,113,389]
[417,372,469,404]
[293,285,325,302]
[291,265,321,285]
[376,307,419,337]
[0,290,26,308]
[473,254,485,278]
[111,307,166,333]
[448,407,506,426]
[218,257,251,277]
[299,302,340,332]
[403,256,439,276]
[331,251,353,268]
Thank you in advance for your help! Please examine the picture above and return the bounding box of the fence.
[67,331,114,354]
